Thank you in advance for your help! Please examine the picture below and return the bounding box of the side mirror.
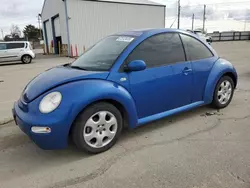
[125,60,146,72]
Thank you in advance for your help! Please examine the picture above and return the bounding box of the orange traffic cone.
[75,45,78,57]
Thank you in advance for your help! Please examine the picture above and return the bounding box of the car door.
[6,43,25,61]
[180,34,218,102]
[125,32,193,119]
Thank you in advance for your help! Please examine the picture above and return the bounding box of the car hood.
[22,65,109,103]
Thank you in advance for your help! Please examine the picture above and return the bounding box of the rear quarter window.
[180,34,214,61]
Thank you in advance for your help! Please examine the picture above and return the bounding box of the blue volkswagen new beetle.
[13,29,237,153]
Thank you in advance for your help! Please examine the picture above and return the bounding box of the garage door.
[45,20,53,53]
[54,17,61,37]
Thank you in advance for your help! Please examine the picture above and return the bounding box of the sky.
[153,0,250,31]
[0,0,44,39]
[0,0,250,39]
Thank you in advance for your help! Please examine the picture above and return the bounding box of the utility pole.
[177,0,181,29]
[1,29,3,40]
[192,14,194,31]
[38,14,42,40]
[202,4,206,33]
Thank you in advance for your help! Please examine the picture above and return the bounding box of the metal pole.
[192,14,194,30]
[177,0,181,29]
[202,5,206,33]
[64,0,71,57]
[38,14,42,40]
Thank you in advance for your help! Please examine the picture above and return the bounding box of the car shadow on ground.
[0,104,221,180]
[8,105,215,159]
[0,61,23,66]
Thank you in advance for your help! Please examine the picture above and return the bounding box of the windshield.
[71,35,135,71]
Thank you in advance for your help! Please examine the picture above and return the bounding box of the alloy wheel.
[83,111,118,148]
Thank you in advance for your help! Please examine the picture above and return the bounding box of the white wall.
[67,0,165,55]
[41,0,68,53]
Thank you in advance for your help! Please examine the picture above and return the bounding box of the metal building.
[41,0,165,56]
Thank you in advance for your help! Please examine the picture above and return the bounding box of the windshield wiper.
[63,63,71,67]
[70,65,89,71]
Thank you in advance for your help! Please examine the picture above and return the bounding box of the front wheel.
[212,76,235,109]
[72,102,123,154]
[22,55,32,64]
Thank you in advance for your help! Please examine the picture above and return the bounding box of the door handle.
[182,67,192,75]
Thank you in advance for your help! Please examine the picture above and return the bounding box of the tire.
[212,76,235,109]
[72,102,123,154]
[21,55,32,64]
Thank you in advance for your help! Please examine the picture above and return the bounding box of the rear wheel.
[72,102,123,154]
[212,76,234,109]
[22,55,32,64]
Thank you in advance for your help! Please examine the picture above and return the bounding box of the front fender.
[204,58,238,103]
[59,79,138,130]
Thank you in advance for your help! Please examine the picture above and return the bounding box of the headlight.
[39,92,62,113]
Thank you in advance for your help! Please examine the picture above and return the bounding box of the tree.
[4,35,11,41]
[23,24,41,40]
[10,24,21,38]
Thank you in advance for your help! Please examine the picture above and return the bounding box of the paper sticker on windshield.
[116,37,134,43]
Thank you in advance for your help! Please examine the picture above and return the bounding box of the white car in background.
[187,30,213,44]
[0,41,35,64]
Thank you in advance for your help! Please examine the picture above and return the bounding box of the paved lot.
[0,55,72,123]
[0,41,250,188]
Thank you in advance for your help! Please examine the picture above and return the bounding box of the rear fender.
[204,58,237,103]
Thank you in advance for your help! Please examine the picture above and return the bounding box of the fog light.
[31,127,51,134]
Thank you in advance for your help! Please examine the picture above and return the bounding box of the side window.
[7,43,25,50]
[0,43,7,50]
[180,34,214,61]
[127,33,186,68]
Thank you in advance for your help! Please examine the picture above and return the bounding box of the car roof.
[0,41,28,43]
[115,28,216,54]
[116,28,194,37]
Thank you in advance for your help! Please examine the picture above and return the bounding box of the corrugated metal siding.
[68,0,165,55]
[41,0,67,46]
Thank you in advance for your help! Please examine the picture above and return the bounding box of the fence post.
[239,32,242,40]
[233,32,235,41]
[219,33,221,41]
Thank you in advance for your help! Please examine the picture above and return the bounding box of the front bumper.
[31,51,36,59]
[12,101,70,150]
